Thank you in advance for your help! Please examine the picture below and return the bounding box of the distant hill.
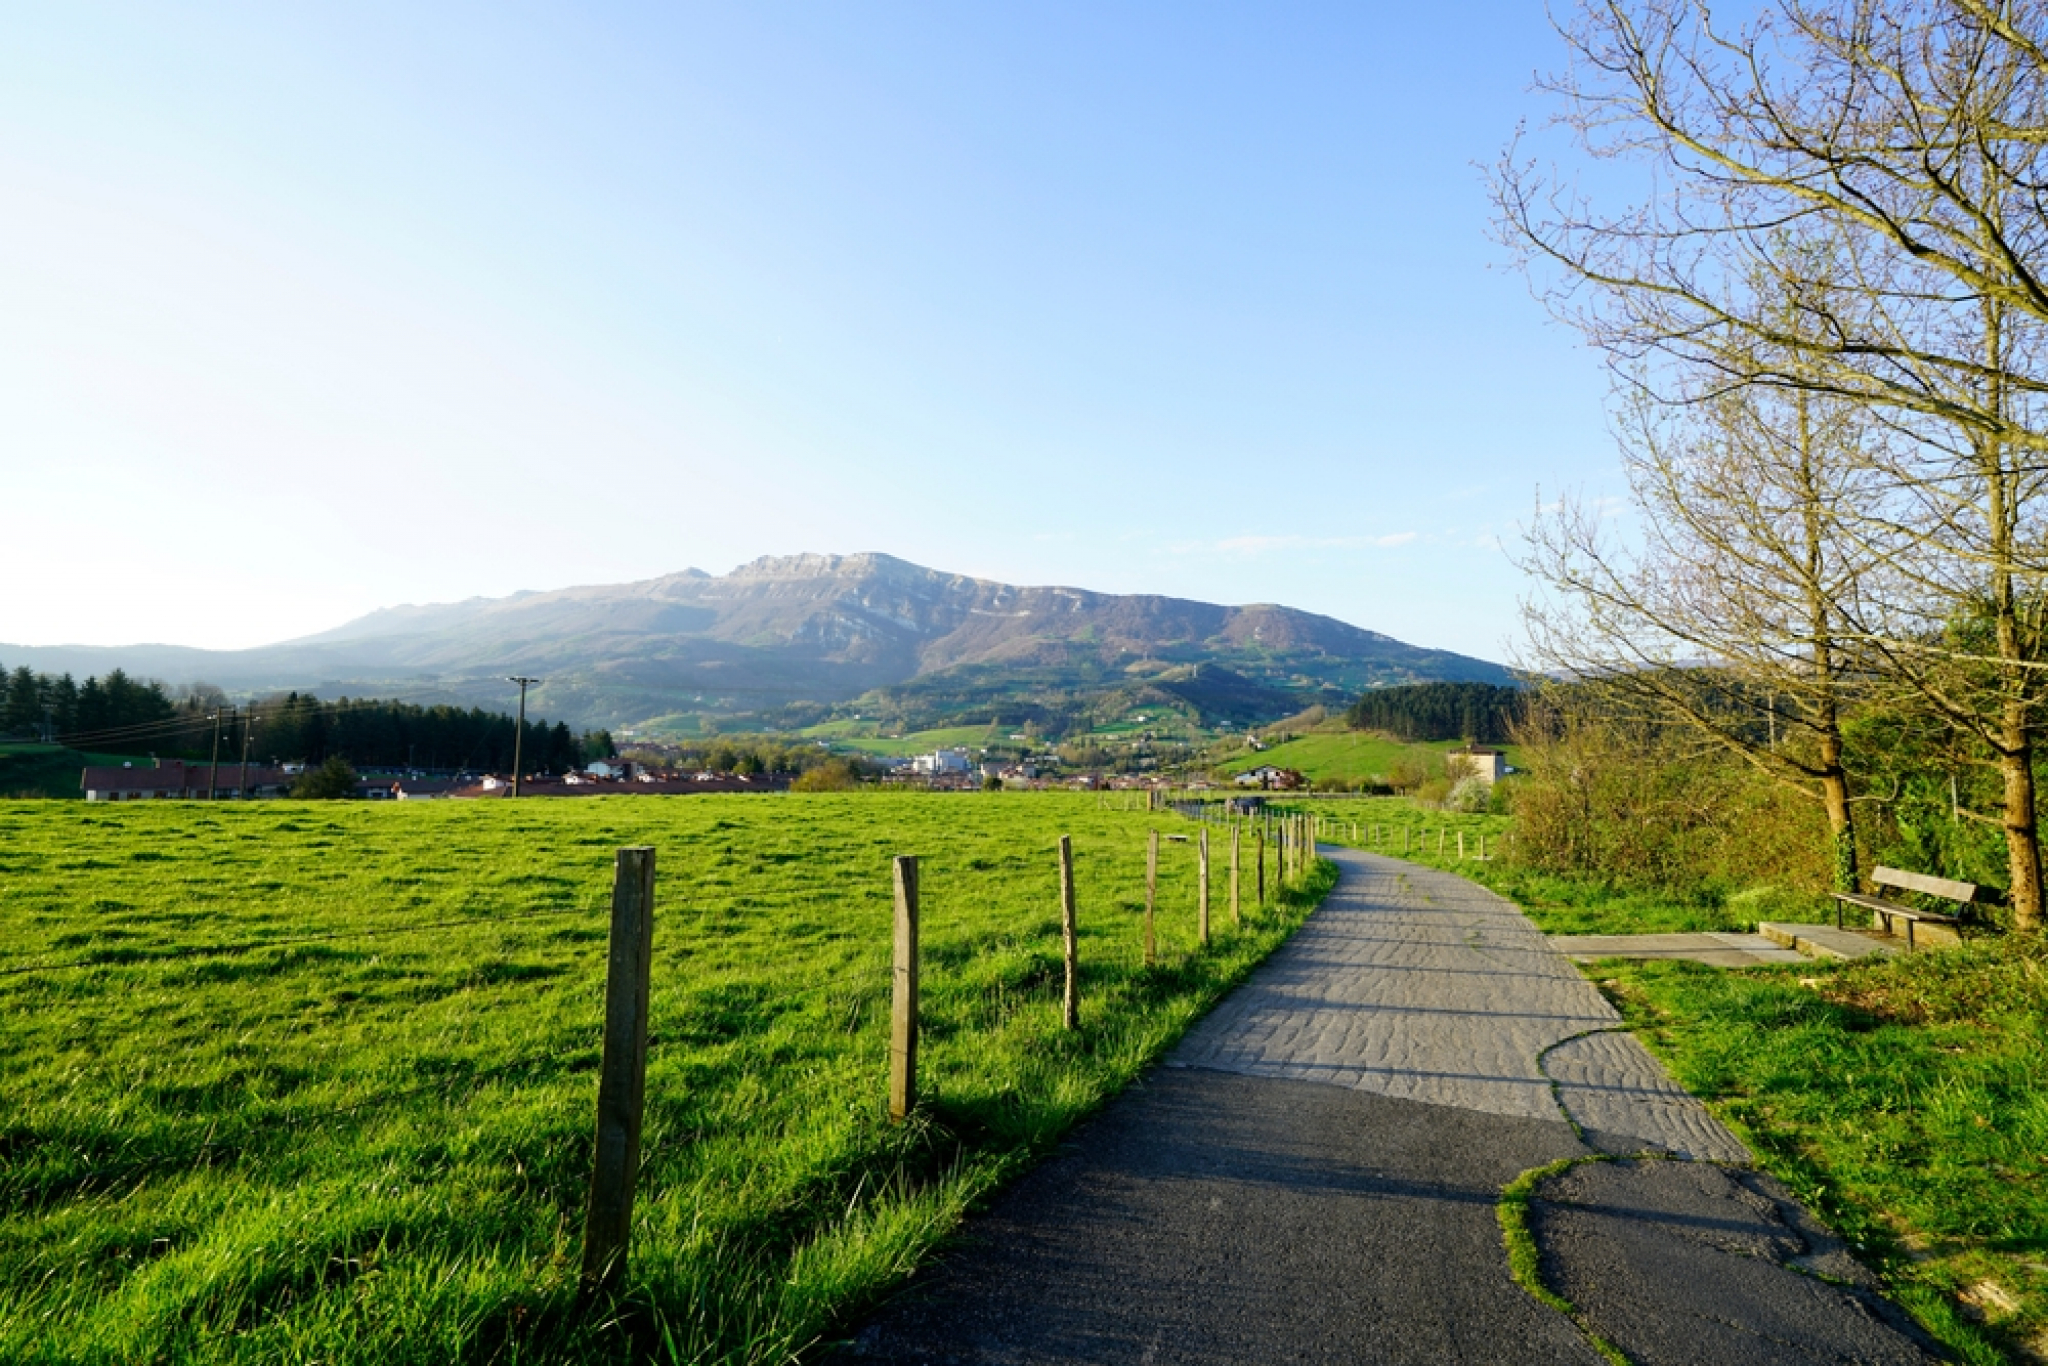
[0,553,1511,732]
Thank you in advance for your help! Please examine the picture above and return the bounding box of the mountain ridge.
[1,553,1511,731]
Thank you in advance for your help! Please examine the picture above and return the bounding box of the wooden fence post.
[1458,830,1466,860]
[1404,826,1411,855]
[890,855,919,1121]
[1144,829,1158,967]
[1198,827,1211,947]
[582,846,655,1297]
[1256,828,1267,904]
[1059,836,1079,1030]
[1438,828,1446,855]
[1230,823,1242,926]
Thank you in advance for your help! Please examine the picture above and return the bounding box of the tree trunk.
[1819,752,1857,893]
[2000,704,2043,931]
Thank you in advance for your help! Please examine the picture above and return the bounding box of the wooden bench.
[1831,866,1976,949]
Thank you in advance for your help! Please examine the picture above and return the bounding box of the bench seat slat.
[1869,865,1977,904]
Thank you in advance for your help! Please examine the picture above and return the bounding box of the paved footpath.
[835,848,1939,1365]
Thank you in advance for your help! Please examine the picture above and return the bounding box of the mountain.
[0,553,1512,732]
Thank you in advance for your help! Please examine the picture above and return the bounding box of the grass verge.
[1495,1156,1629,1366]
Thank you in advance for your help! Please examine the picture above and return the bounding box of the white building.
[1446,745,1508,785]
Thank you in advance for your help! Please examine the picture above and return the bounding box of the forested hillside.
[1345,682,1523,742]
[1,664,178,742]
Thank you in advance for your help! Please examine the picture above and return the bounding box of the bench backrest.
[1871,865,1978,904]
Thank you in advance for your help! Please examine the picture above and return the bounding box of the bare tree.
[1496,0,2048,928]
[1521,367,1891,889]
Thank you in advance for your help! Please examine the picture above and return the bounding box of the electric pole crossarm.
[507,677,542,798]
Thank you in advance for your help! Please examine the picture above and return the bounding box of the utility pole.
[507,676,541,797]
[238,711,258,799]
[208,709,225,800]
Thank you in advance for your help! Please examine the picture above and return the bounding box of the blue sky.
[1,2,1616,663]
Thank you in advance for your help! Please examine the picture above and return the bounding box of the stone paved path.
[835,846,1937,1365]
[1170,852,1750,1160]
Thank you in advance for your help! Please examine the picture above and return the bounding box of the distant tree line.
[0,663,611,775]
[2,664,178,741]
[255,693,613,774]
[1345,682,1524,743]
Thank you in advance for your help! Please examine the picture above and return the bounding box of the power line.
[43,689,576,753]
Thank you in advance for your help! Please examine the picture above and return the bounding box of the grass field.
[0,793,1327,1365]
[1213,733,1488,787]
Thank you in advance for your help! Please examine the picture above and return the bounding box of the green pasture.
[1214,733,1485,786]
[0,793,1327,1365]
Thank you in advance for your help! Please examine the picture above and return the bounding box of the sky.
[1,2,1620,665]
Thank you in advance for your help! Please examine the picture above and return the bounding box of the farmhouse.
[1234,765,1302,790]
[81,758,293,802]
[1446,745,1507,785]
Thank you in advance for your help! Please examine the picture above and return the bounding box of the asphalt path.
[832,846,1940,1365]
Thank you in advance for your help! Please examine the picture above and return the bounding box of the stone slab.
[1756,921,1902,960]
[1549,932,1806,967]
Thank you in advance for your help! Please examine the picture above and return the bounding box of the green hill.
[1214,731,1516,787]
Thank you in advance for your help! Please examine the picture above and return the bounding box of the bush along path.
[830,846,1940,1366]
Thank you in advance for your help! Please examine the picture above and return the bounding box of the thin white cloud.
[1162,532,1422,557]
